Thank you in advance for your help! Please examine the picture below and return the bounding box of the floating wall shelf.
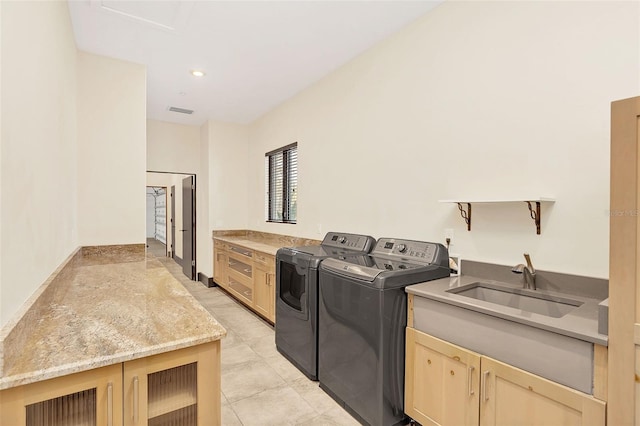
[439,198,556,235]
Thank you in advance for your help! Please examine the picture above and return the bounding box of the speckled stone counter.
[0,245,226,390]
[213,230,320,256]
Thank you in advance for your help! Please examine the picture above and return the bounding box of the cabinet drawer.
[227,244,253,259]
[227,268,253,289]
[227,254,252,279]
[228,274,253,304]
[254,252,274,268]
[213,240,228,252]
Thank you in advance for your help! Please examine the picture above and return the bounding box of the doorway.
[147,171,197,281]
[146,187,167,257]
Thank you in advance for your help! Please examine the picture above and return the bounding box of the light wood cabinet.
[123,342,219,426]
[213,242,227,287]
[405,327,605,426]
[253,254,275,323]
[0,363,123,426]
[213,239,276,323]
[405,327,480,426]
[480,356,605,426]
[0,342,220,426]
[609,95,640,424]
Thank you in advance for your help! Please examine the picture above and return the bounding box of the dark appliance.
[276,232,376,380]
[318,238,449,426]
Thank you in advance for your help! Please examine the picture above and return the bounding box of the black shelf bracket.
[456,203,472,231]
[526,201,541,235]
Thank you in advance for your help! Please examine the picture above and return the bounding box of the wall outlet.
[444,228,454,241]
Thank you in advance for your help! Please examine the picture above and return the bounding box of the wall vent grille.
[168,106,194,115]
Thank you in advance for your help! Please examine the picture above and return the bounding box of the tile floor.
[146,239,359,426]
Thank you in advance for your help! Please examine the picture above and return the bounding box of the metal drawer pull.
[482,370,490,401]
[107,382,113,426]
[133,376,139,422]
[468,366,475,396]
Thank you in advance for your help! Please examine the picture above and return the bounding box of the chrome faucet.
[512,253,536,290]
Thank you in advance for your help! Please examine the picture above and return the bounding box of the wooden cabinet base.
[405,327,606,426]
[0,341,221,426]
[0,364,124,426]
[213,239,275,323]
[481,356,605,426]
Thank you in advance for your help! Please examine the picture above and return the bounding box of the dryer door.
[278,260,309,317]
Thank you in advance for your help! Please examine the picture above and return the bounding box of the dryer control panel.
[372,238,442,264]
[321,232,375,252]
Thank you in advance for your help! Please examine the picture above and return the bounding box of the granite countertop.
[215,236,282,256]
[213,230,320,256]
[407,274,608,346]
[0,245,226,390]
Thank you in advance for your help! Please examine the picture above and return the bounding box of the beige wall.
[77,52,146,246]
[147,119,200,173]
[247,0,639,278]
[198,122,211,277]
[0,1,78,326]
[1,3,148,328]
[146,118,249,280]
[208,120,250,232]
[146,119,209,276]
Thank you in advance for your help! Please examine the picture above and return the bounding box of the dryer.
[275,232,375,380]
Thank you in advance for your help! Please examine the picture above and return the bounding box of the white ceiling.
[68,1,442,126]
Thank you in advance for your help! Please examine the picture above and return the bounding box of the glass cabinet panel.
[26,388,96,426]
[228,276,253,301]
[228,258,252,279]
[147,362,197,426]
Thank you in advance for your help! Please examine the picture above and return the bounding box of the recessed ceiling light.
[191,70,205,77]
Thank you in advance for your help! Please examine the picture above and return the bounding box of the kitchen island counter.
[0,245,226,390]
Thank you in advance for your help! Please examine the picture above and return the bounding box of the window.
[265,142,297,224]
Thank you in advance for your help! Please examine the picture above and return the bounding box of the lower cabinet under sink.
[405,326,606,426]
[412,296,593,394]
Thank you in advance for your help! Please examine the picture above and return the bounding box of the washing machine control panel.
[373,238,441,263]
[321,232,375,251]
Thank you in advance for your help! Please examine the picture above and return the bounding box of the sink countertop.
[406,274,608,346]
[213,230,320,256]
[0,245,227,390]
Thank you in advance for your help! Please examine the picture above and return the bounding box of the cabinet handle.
[482,370,490,401]
[133,376,139,422]
[107,382,113,426]
[468,366,475,396]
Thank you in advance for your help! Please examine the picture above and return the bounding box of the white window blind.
[265,142,297,224]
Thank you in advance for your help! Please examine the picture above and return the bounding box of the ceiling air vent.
[168,106,194,115]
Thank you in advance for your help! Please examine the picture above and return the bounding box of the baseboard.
[175,255,183,266]
[198,272,216,288]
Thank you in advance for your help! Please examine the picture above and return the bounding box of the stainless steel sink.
[446,282,583,318]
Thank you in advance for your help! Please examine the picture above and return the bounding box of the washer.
[276,232,376,380]
[318,238,449,426]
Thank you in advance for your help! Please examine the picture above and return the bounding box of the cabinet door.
[480,356,605,426]
[254,252,275,323]
[0,363,123,426]
[253,266,271,321]
[268,271,276,323]
[123,341,221,426]
[405,327,480,426]
[213,249,227,287]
